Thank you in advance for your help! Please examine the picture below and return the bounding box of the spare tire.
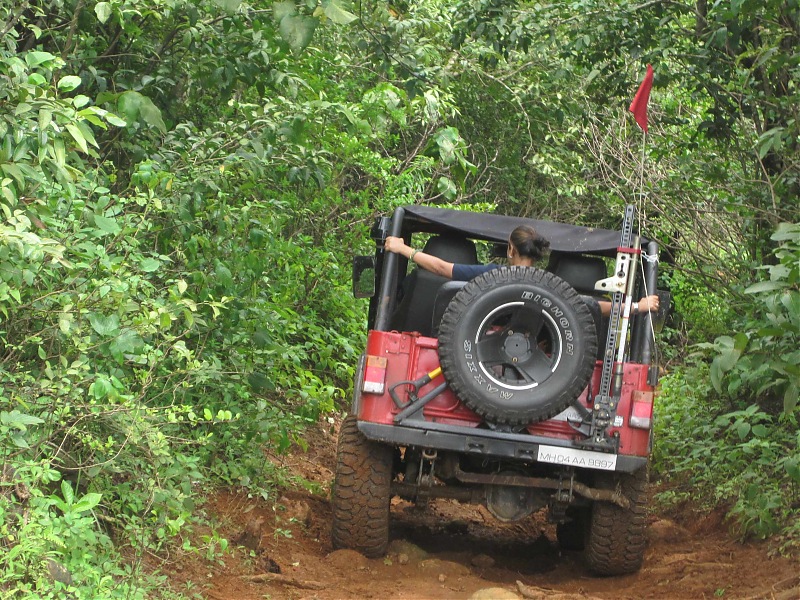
[438,266,597,426]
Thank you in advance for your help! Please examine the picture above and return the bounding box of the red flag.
[629,64,653,132]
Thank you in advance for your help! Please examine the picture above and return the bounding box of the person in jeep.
[384,229,660,315]
[385,224,549,279]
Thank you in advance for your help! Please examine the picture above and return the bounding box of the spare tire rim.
[474,301,563,391]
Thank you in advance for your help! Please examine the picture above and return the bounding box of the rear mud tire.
[331,416,393,557]
[585,468,649,576]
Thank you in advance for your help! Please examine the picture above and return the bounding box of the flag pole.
[628,64,659,351]
[637,129,647,230]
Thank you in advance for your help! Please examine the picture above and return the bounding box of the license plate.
[537,445,617,471]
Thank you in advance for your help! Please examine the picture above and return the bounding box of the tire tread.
[330,416,392,557]
[585,468,649,576]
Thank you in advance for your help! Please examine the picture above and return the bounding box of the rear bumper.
[358,420,648,474]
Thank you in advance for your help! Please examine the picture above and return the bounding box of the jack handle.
[389,367,443,408]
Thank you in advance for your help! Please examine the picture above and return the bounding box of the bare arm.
[384,236,454,279]
[598,294,660,316]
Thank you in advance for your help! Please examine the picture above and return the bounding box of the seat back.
[546,252,608,295]
[431,280,469,336]
[390,235,478,336]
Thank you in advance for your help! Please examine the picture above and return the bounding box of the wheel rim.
[474,300,564,392]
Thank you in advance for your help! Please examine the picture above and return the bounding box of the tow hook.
[415,449,437,506]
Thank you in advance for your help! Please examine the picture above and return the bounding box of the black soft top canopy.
[401,205,633,256]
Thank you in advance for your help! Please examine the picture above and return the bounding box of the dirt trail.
[168,420,800,600]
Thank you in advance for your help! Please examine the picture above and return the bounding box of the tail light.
[629,390,654,429]
[362,355,387,394]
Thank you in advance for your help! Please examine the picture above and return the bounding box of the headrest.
[423,235,478,265]
[548,253,608,294]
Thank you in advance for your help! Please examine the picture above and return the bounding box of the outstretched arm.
[598,294,660,317]
[384,236,454,279]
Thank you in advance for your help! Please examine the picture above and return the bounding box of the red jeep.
[331,205,666,575]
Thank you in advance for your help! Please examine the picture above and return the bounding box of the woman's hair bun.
[510,225,550,260]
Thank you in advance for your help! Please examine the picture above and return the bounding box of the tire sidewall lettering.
[516,289,574,354]
[464,361,512,399]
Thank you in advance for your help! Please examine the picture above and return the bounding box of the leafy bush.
[704,223,800,414]
[654,362,800,549]
[1,1,457,593]
[659,266,736,349]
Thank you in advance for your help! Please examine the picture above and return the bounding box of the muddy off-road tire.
[331,416,393,557]
[585,468,648,576]
[438,267,597,426]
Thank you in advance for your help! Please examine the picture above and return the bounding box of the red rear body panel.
[360,330,481,427]
[358,330,654,458]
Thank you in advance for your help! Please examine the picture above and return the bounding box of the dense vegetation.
[0,0,797,596]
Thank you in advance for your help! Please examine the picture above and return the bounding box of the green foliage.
[0,417,144,598]
[659,265,736,349]
[702,223,800,414]
[1,0,462,593]
[654,364,800,548]
[0,48,125,205]
[0,410,44,449]
[656,224,799,549]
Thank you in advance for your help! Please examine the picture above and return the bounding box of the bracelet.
[410,249,419,262]
[633,302,639,314]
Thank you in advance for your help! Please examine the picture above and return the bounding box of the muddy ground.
[164,419,800,600]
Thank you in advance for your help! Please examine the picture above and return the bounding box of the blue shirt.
[451,263,499,281]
